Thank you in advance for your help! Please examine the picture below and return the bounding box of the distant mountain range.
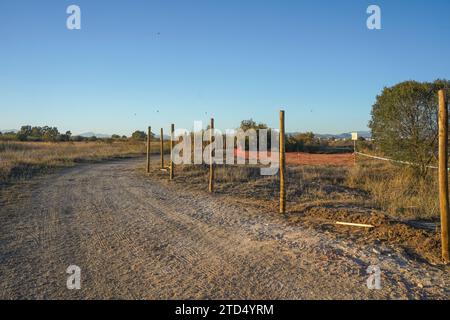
[288,131,371,139]
[315,131,371,139]
[0,129,114,138]
[77,132,111,138]
[2,129,371,140]
[77,132,171,139]
[0,129,18,134]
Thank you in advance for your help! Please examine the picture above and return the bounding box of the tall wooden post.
[170,124,174,180]
[209,118,214,193]
[146,126,151,173]
[160,128,164,169]
[279,110,286,214]
[438,89,449,263]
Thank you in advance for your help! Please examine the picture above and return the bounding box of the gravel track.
[0,158,448,299]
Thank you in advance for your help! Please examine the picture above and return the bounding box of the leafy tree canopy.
[369,79,450,174]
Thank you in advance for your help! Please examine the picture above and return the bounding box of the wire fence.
[355,151,444,170]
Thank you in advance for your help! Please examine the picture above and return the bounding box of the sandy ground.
[0,158,448,299]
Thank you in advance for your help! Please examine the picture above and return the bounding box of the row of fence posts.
[146,101,449,264]
[145,111,287,212]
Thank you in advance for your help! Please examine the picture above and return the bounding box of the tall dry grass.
[154,158,439,221]
[155,163,359,205]
[3,139,439,221]
[0,140,156,184]
[346,159,439,221]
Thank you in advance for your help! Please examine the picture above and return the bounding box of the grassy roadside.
[148,160,439,221]
[0,140,161,186]
[145,160,443,264]
[1,140,444,264]
[347,159,439,221]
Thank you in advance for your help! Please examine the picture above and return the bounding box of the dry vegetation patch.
[347,158,440,221]
[148,158,443,264]
[288,206,442,265]
[0,140,153,185]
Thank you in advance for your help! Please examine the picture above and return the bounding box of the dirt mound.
[289,206,443,265]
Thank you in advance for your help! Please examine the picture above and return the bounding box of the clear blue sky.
[1,0,449,136]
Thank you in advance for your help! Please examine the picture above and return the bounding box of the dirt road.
[0,158,448,299]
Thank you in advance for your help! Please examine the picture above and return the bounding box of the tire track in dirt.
[0,158,448,299]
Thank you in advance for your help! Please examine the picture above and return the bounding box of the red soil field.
[234,149,354,166]
[285,152,354,166]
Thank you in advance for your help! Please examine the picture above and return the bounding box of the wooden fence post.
[438,89,449,263]
[170,124,174,180]
[146,126,151,173]
[279,110,286,214]
[209,118,214,193]
[160,128,164,169]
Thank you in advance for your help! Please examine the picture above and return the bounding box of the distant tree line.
[0,126,153,142]
[237,119,355,153]
[7,125,73,142]
[286,132,358,153]
[1,122,362,155]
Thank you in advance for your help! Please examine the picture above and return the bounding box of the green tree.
[17,125,32,141]
[238,119,270,150]
[369,80,450,175]
[42,126,60,141]
[286,132,317,152]
[131,130,147,140]
[30,126,43,138]
[239,119,268,131]
[57,130,72,141]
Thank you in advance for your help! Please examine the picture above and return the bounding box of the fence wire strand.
[355,151,443,170]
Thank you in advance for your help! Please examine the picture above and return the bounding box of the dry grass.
[152,163,363,208]
[151,158,439,221]
[0,140,162,185]
[148,159,444,263]
[2,139,440,221]
[347,159,439,221]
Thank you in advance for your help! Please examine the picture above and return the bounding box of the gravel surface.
[0,158,448,299]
